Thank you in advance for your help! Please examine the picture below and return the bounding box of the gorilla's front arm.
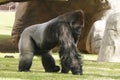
[18,10,84,75]
[58,23,83,74]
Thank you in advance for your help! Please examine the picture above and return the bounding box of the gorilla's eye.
[72,21,76,25]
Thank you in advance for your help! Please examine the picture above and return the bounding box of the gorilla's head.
[61,10,84,43]
[64,10,84,29]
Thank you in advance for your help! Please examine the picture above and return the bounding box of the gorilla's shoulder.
[22,24,39,35]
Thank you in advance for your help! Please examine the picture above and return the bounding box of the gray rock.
[86,0,120,55]
[86,20,106,54]
[98,12,120,62]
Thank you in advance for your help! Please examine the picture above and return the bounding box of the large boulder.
[86,20,106,54]
[97,0,120,62]
[11,0,110,52]
[98,12,120,62]
[86,0,120,54]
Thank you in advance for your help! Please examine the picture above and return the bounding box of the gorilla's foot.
[72,71,83,75]
[45,65,60,72]
[71,65,83,75]
[53,65,60,72]
[19,68,30,72]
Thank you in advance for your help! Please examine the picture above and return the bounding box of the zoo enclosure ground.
[0,53,120,80]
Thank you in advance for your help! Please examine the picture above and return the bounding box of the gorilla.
[18,10,84,75]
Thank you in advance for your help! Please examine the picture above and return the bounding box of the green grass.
[0,53,120,80]
[0,34,10,40]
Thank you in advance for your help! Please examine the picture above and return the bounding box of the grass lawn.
[0,53,120,80]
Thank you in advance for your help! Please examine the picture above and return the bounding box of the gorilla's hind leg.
[41,51,60,72]
[19,50,34,72]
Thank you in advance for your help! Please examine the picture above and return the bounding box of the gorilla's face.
[67,10,84,43]
[67,10,84,31]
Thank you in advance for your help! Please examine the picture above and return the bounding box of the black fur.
[18,10,84,75]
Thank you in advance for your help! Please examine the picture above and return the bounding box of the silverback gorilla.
[18,10,84,75]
